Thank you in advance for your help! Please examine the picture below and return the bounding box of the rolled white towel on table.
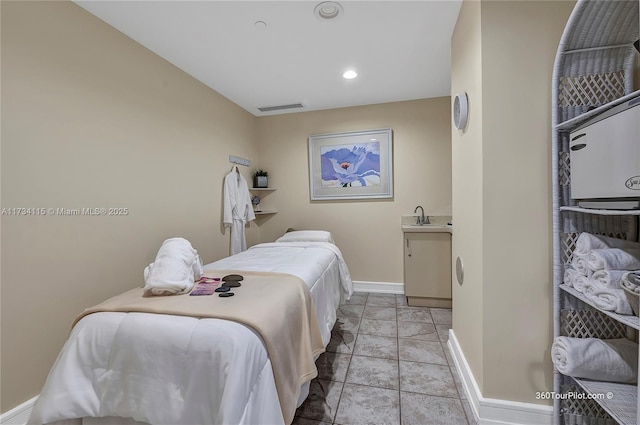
[143,237,203,296]
[587,248,640,271]
[551,336,638,384]
[575,233,640,255]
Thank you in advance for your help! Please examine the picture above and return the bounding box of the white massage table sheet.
[29,242,352,425]
[209,242,353,345]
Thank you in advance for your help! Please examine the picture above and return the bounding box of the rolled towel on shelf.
[143,237,202,296]
[621,271,640,293]
[571,253,592,277]
[575,232,640,255]
[551,336,638,384]
[587,248,640,272]
[573,275,594,294]
[591,270,627,290]
[587,288,634,315]
[563,267,582,287]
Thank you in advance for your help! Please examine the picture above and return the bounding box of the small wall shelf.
[250,188,277,216]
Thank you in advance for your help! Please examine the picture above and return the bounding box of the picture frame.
[308,128,393,201]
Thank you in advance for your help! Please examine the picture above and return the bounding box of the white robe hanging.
[223,167,255,255]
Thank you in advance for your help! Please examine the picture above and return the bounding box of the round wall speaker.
[453,93,469,130]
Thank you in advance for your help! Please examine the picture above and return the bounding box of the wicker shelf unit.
[552,1,640,424]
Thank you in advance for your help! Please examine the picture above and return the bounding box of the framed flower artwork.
[308,128,393,201]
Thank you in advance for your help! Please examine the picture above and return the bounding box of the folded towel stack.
[565,233,640,315]
[551,336,638,384]
[143,237,203,296]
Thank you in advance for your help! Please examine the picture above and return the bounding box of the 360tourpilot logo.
[535,391,612,400]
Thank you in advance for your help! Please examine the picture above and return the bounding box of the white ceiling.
[75,1,462,116]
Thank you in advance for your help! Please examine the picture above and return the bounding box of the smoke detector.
[314,2,343,20]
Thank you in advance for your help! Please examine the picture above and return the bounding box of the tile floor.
[292,292,477,425]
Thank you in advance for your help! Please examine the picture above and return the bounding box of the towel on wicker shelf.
[587,288,634,315]
[621,271,640,293]
[563,267,582,287]
[573,275,593,294]
[143,238,203,296]
[586,248,640,271]
[551,337,638,384]
[591,270,627,290]
[575,233,640,255]
[570,253,592,277]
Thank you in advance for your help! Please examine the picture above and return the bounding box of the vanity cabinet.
[403,232,452,308]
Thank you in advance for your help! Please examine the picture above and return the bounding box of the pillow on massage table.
[275,230,334,244]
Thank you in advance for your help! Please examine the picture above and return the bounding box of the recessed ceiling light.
[343,70,358,79]
[314,1,343,20]
[254,21,267,30]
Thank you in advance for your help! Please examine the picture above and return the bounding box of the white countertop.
[401,215,453,234]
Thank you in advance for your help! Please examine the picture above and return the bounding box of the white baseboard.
[353,280,404,294]
[447,331,553,425]
[1,396,37,425]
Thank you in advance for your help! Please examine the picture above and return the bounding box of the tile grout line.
[332,293,365,424]
[396,296,402,425]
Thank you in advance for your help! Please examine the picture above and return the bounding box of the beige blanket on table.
[73,270,325,425]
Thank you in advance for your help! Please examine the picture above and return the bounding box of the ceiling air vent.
[257,103,305,112]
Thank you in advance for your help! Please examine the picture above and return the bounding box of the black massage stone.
[218,292,235,298]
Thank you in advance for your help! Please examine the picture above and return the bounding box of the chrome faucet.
[414,205,429,225]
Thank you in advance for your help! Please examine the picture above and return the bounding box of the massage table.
[28,233,353,425]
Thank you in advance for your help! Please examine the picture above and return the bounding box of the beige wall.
[480,0,574,403]
[451,0,574,406]
[1,1,259,410]
[1,2,452,412]
[451,0,485,390]
[255,99,452,283]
